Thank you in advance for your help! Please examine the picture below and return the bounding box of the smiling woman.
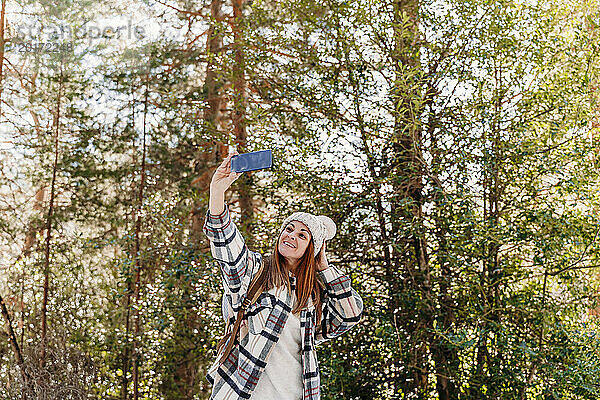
[203,150,364,400]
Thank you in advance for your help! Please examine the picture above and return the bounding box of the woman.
[203,150,363,400]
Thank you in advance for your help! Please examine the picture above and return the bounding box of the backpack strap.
[217,258,266,364]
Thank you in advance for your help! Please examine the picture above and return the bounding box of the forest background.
[1,0,600,399]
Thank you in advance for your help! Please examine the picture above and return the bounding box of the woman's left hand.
[316,241,329,272]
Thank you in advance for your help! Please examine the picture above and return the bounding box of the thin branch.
[0,293,29,387]
[154,0,203,17]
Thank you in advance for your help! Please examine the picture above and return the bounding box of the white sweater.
[251,288,303,400]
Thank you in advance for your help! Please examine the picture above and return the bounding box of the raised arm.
[202,150,261,313]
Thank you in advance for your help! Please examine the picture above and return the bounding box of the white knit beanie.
[280,212,337,256]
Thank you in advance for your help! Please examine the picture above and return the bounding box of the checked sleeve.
[314,265,364,346]
[203,203,262,314]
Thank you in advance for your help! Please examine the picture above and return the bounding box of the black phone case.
[231,150,273,173]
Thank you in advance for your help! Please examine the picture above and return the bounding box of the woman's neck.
[285,260,300,276]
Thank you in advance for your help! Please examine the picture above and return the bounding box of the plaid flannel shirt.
[203,204,363,400]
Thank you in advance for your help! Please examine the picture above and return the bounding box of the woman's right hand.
[209,150,242,216]
[210,150,242,195]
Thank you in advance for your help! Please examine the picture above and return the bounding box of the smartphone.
[231,150,273,173]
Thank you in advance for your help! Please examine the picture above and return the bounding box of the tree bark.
[390,0,430,397]
[431,218,459,399]
[132,66,150,400]
[122,281,132,400]
[0,0,6,119]
[121,73,139,400]
[485,59,504,400]
[171,0,227,398]
[40,53,64,370]
[190,0,226,248]
[348,64,398,390]
[421,74,459,398]
[231,0,254,243]
[20,187,46,351]
[468,53,505,400]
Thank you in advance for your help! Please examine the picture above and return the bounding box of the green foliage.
[1,0,600,399]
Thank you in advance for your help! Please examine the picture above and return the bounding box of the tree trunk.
[231,0,254,244]
[40,54,64,370]
[121,76,139,400]
[171,0,226,398]
[485,59,504,399]
[0,0,6,119]
[121,283,132,400]
[20,187,46,350]
[190,0,226,249]
[132,67,150,400]
[431,235,459,400]
[431,214,459,398]
[468,55,504,400]
[348,64,398,390]
[425,81,459,398]
[390,0,430,397]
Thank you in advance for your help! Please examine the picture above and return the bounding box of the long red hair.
[257,235,324,326]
